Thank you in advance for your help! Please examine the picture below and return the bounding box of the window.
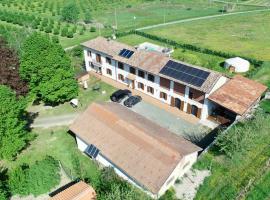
[96,54,101,63]
[160,92,167,100]
[189,91,194,99]
[138,70,145,78]
[106,68,112,76]
[129,67,136,74]
[148,74,155,82]
[106,57,111,64]
[147,86,154,94]
[138,82,144,90]
[118,62,124,70]
[118,74,125,82]
[87,51,92,57]
[160,77,170,89]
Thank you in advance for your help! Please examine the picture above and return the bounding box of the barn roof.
[208,75,267,115]
[70,102,201,194]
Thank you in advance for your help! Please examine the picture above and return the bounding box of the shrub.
[53,28,59,35]
[90,27,96,32]
[9,156,60,196]
[67,31,74,38]
[72,46,83,57]
[159,188,176,200]
[61,27,68,37]
[51,36,59,43]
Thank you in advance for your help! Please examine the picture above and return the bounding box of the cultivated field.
[144,11,270,60]
[0,0,264,48]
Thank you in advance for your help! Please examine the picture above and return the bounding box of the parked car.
[124,95,142,107]
[110,89,132,102]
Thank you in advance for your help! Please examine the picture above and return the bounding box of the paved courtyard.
[126,100,210,144]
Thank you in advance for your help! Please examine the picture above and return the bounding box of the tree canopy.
[0,85,29,160]
[61,3,80,23]
[0,38,28,96]
[20,33,78,104]
[9,156,60,196]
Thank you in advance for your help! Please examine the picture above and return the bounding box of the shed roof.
[208,75,267,115]
[50,181,96,200]
[225,57,250,67]
[69,102,201,194]
[81,37,221,93]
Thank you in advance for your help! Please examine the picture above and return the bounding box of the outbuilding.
[69,102,202,198]
[224,57,250,73]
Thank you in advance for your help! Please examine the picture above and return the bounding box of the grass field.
[144,11,270,60]
[223,0,270,6]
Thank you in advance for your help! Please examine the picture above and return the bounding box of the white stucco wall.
[158,151,198,197]
[83,48,230,120]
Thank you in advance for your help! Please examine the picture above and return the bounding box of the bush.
[90,27,96,32]
[67,31,74,38]
[159,188,176,200]
[61,27,68,37]
[51,36,59,43]
[72,46,83,57]
[9,156,60,196]
[53,28,59,35]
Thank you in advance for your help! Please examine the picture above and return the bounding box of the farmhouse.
[69,102,202,198]
[81,37,266,123]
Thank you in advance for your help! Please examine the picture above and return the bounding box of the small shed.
[224,57,250,73]
[75,71,90,83]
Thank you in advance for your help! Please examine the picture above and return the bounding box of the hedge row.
[116,30,264,67]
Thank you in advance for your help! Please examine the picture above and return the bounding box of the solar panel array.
[160,60,210,87]
[85,144,99,158]
[119,49,134,59]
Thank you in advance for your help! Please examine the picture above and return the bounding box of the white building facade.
[82,37,228,121]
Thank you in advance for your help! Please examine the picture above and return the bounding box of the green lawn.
[144,11,270,60]
[3,126,100,184]
[30,75,116,118]
[95,0,259,31]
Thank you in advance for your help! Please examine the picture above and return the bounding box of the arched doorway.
[175,98,182,110]
[191,105,198,116]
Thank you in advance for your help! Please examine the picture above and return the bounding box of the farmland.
[0,0,265,48]
[144,11,270,60]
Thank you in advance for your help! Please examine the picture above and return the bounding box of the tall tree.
[0,85,29,160]
[0,38,28,96]
[61,3,80,23]
[20,33,78,104]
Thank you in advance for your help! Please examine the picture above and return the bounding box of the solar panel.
[85,144,100,159]
[160,60,210,87]
[119,49,134,59]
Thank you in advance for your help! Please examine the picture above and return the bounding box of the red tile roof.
[209,75,267,115]
[50,181,96,200]
[69,102,201,194]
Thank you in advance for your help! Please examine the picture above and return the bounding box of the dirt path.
[136,8,270,31]
[31,113,79,128]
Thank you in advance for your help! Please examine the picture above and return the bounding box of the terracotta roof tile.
[50,181,96,200]
[208,75,267,115]
[81,37,222,93]
[69,102,201,194]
